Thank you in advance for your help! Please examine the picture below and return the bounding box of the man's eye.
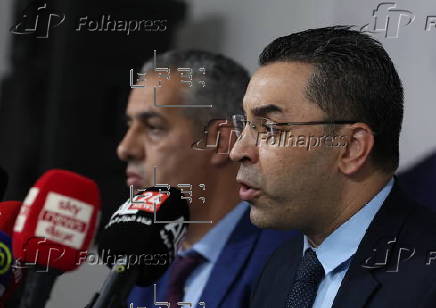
[267,127,279,136]
[144,123,164,135]
[264,123,282,137]
[145,124,160,131]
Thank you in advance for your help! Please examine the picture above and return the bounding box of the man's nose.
[229,128,259,163]
[117,127,145,162]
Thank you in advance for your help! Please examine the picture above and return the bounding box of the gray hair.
[141,50,250,135]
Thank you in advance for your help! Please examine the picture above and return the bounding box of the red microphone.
[0,201,22,307]
[12,169,101,308]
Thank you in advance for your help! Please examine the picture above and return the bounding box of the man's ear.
[338,123,375,175]
[206,120,239,166]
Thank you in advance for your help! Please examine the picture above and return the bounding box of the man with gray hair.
[118,50,295,308]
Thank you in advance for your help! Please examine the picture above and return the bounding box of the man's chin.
[249,207,295,230]
[249,207,274,229]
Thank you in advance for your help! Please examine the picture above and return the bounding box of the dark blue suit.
[398,152,436,209]
[128,209,297,308]
[251,183,436,308]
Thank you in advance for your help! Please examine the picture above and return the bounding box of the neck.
[181,170,240,250]
[306,171,392,246]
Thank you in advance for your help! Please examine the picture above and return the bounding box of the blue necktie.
[286,248,325,308]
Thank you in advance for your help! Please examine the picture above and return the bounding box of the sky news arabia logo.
[10,0,168,39]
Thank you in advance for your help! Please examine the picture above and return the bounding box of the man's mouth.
[126,171,144,188]
[237,179,261,201]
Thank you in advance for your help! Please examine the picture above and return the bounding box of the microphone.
[0,201,21,305]
[87,186,189,308]
[0,167,8,201]
[12,169,101,308]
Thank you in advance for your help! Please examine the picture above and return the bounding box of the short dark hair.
[142,50,249,135]
[259,26,404,172]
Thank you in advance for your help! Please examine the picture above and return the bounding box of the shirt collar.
[179,201,249,262]
[303,178,394,275]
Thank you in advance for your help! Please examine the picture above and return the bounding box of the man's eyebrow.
[124,111,164,124]
[251,104,283,117]
[125,111,162,121]
[136,111,162,121]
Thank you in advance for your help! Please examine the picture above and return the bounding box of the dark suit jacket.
[128,208,297,308]
[398,152,436,210]
[251,183,436,308]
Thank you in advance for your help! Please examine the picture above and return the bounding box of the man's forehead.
[242,95,284,114]
[243,61,315,117]
[126,80,185,116]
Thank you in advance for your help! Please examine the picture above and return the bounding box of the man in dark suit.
[230,26,436,307]
[118,50,295,308]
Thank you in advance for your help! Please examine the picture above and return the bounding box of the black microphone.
[88,186,189,308]
[0,167,8,201]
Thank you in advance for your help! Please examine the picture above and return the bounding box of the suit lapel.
[155,270,170,303]
[273,233,304,305]
[199,208,260,308]
[332,182,414,308]
[331,263,380,308]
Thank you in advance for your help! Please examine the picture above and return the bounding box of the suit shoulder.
[403,199,436,234]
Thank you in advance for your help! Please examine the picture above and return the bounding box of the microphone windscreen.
[0,201,21,236]
[12,169,101,272]
[0,230,13,298]
[98,187,189,286]
[0,201,21,298]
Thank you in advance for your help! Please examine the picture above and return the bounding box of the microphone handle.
[18,266,62,308]
[89,265,139,308]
